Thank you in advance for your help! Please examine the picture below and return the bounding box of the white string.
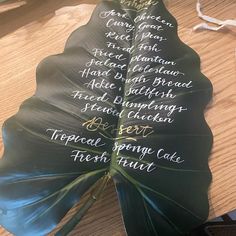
[193,0,236,31]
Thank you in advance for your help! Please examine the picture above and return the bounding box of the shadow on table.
[190,210,236,236]
[0,0,98,38]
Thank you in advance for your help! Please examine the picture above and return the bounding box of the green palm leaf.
[0,0,213,235]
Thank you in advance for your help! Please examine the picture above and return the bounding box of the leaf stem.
[55,174,110,236]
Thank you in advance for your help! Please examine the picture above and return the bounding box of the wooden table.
[0,0,235,235]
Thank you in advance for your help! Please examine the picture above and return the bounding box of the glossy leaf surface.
[0,0,213,235]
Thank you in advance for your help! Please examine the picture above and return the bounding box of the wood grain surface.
[0,0,235,235]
